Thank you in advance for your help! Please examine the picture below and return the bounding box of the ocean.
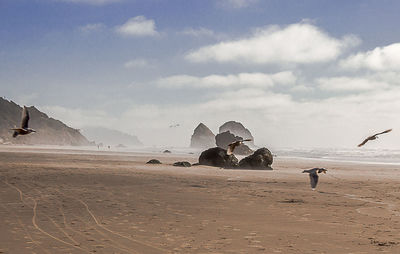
[274,147,400,165]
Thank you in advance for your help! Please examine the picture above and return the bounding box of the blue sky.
[2,0,400,148]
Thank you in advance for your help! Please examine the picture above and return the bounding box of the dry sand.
[1,146,400,253]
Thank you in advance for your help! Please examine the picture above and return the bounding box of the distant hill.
[0,97,91,146]
[82,127,143,147]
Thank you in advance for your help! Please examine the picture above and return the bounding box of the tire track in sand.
[21,181,135,253]
[3,180,91,253]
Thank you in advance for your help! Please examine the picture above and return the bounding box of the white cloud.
[186,23,359,65]
[78,23,105,32]
[217,0,259,9]
[290,84,314,93]
[40,85,400,148]
[317,77,389,91]
[124,59,152,69]
[181,27,216,37]
[116,16,158,37]
[55,0,121,5]
[39,106,116,130]
[157,71,296,88]
[340,43,400,71]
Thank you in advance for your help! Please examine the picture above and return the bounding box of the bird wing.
[227,143,237,155]
[20,106,30,129]
[358,136,373,147]
[375,129,392,136]
[309,173,319,188]
[227,141,241,155]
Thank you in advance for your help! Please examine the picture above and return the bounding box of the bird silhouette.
[358,129,392,147]
[11,106,36,138]
[226,139,252,155]
[302,168,327,190]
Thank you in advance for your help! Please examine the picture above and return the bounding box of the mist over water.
[274,147,400,164]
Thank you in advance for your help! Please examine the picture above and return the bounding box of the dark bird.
[227,139,252,155]
[169,123,180,128]
[358,129,392,147]
[302,168,327,190]
[11,106,36,138]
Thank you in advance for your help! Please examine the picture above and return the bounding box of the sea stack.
[190,123,216,149]
[215,131,253,155]
[219,121,255,147]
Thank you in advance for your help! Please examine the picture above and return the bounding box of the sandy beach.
[1,146,400,253]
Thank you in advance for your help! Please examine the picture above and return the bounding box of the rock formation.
[0,98,91,146]
[238,148,273,170]
[198,147,238,168]
[215,131,253,155]
[190,123,215,149]
[219,121,255,146]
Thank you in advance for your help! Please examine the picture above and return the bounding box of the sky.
[2,0,400,148]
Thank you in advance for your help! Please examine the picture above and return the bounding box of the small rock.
[146,159,162,164]
[173,161,192,167]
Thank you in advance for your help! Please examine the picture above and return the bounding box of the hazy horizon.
[2,0,400,148]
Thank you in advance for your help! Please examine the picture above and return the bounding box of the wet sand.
[1,146,400,253]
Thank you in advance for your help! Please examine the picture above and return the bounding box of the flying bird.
[358,129,392,147]
[11,106,36,138]
[227,139,252,155]
[302,168,327,190]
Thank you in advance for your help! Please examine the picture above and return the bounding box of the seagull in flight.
[358,129,392,147]
[302,168,327,190]
[11,106,36,138]
[227,139,252,155]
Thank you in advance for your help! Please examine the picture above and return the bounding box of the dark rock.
[163,150,171,153]
[238,148,273,170]
[219,121,255,146]
[215,131,253,155]
[173,161,191,167]
[146,159,162,164]
[190,123,215,149]
[198,147,238,168]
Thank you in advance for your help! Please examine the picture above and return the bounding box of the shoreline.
[3,144,400,166]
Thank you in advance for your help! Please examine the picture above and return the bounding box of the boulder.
[215,131,253,155]
[238,148,273,170]
[198,147,238,168]
[190,123,215,149]
[146,159,162,164]
[173,161,191,167]
[219,121,255,147]
[163,150,171,153]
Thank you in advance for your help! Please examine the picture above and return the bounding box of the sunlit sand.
[1,145,400,253]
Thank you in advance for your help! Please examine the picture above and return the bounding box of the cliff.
[0,97,91,146]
